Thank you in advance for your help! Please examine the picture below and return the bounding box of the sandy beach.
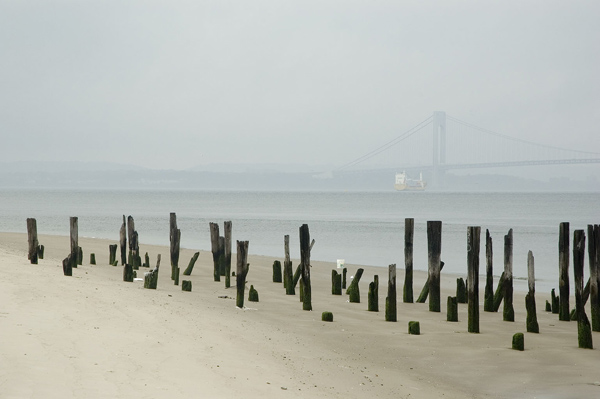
[1,232,598,398]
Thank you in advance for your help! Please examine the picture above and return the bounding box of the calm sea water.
[0,189,597,291]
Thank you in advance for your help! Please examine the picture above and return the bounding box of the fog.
[1,1,599,176]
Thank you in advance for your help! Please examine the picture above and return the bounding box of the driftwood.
[119,215,127,266]
[427,221,442,312]
[183,252,200,276]
[403,218,414,303]
[416,261,445,303]
[574,230,593,349]
[144,254,161,289]
[467,226,480,333]
[346,268,364,303]
[503,229,514,322]
[385,264,397,322]
[300,224,312,311]
[368,275,379,312]
[26,218,39,264]
[558,222,570,321]
[525,250,540,333]
[224,221,232,288]
[588,224,600,332]
[236,241,250,308]
[484,229,494,312]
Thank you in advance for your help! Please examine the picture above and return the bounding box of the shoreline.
[1,232,598,398]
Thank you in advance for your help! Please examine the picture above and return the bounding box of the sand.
[1,232,598,398]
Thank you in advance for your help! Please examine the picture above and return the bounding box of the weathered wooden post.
[559,222,570,321]
[492,271,506,311]
[551,288,559,314]
[26,218,39,264]
[248,285,259,302]
[236,241,249,308]
[587,224,599,332]
[417,261,445,303]
[218,236,226,276]
[403,218,414,303]
[77,246,83,266]
[183,252,200,276]
[90,253,96,265]
[210,222,221,282]
[447,296,458,322]
[224,221,232,288]
[408,321,420,335]
[123,262,134,282]
[299,224,312,311]
[456,278,467,304]
[62,254,73,276]
[386,264,397,322]
[574,230,593,349]
[484,229,494,312]
[322,312,334,322]
[37,245,44,259]
[144,254,161,289]
[182,280,192,292]
[169,212,177,267]
[332,270,342,295]
[512,333,524,351]
[503,229,514,322]
[347,268,364,303]
[283,235,293,292]
[109,244,118,265]
[174,266,180,286]
[525,250,540,333]
[342,268,347,289]
[70,217,78,270]
[119,215,127,266]
[468,226,480,333]
[144,252,150,267]
[427,221,442,312]
[171,229,181,281]
[368,275,379,312]
[273,260,282,283]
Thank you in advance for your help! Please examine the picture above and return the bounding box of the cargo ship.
[394,171,426,191]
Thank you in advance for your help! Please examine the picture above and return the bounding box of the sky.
[1,1,599,171]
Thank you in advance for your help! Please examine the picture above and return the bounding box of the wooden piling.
[512,333,524,351]
[551,288,559,314]
[299,224,312,311]
[273,260,282,283]
[283,235,292,292]
[144,254,161,289]
[342,268,347,289]
[588,224,600,332]
[484,229,494,312]
[90,253,96,265]
[408,321,420,335]
[427,221,442,312]
[525,250,539,333]
[467,226,480,333]
[26,218,39,264]
[109,244,117,265]
[456,278,467,304]
[332,270,342,295]
[171,229,181,281]
[62,254,73,276]
[119,215,127,266]
[218,236,225,276]
[447,296,458,322]
[236,241,249,308]
[573,230,593,349]
[386,264,397,322]
[492,271,506,312]
[224,221,232,288]
[70,217,78,269]
[558,222,570,321]
[37,245,44,260]
[123,263,134,282]
[503,229,514,322]
[368,275,379,312]
[210,222,221,282]
[322,312,334,322]
[248,285,259,302]
[183,252,200,276]
[416,261,445,303]
[347,268,364,303]
[403,218,414,303]
[182,280,192,292]
[77,246,83,266]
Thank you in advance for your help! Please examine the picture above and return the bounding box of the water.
[1,189,597,291]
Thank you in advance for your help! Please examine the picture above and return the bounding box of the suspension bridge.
[336,112,600,187]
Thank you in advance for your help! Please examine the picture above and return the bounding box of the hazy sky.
[2,1,599,170]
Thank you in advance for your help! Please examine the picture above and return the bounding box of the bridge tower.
[432,111,446,187]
